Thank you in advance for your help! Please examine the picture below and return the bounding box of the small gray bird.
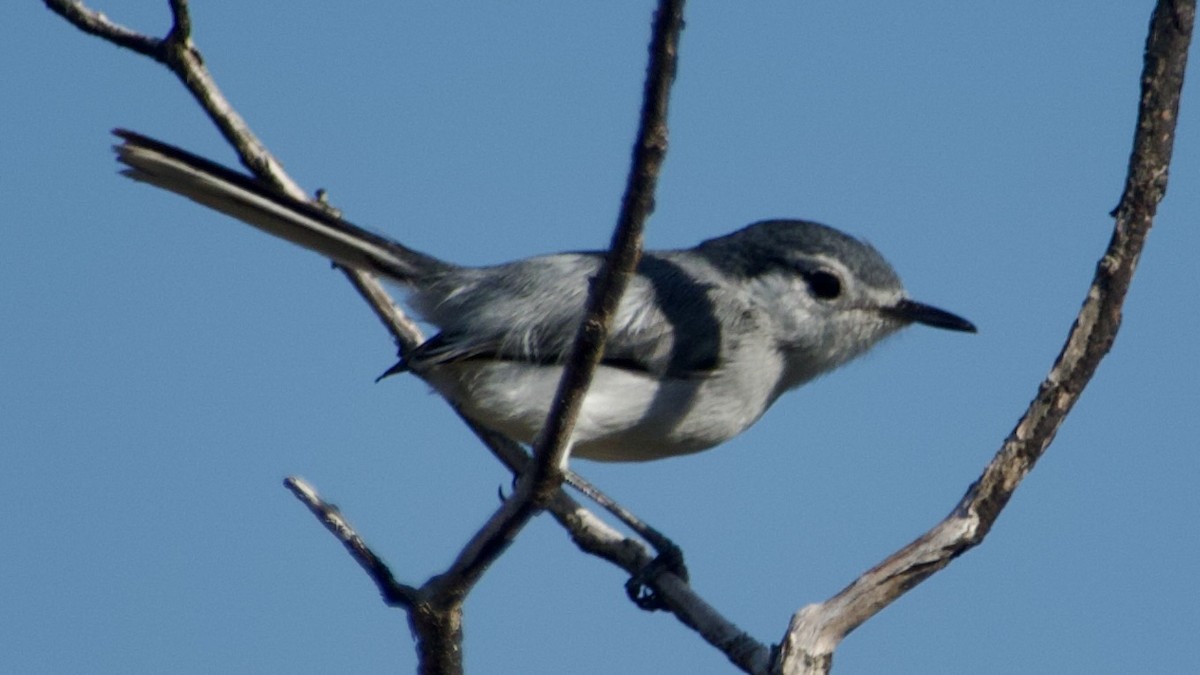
[113,130,975,462]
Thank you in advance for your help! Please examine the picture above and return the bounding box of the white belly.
[421,354,784,462]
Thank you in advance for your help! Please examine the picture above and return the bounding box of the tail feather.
[112,129,447,283]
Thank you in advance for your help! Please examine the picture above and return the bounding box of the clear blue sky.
[4,3,1197,673]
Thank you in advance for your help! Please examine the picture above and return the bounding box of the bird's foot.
[625,537,688,612]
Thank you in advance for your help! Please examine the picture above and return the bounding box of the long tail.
[112,129,449,283]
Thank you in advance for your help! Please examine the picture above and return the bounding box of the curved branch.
[775,2,1194,673]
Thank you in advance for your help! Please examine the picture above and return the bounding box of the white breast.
[420,341,785,462]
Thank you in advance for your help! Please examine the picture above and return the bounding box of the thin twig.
[425,0,688,598]
[526,0,685,492]
[283,477,417,607]
[44,0,159,56]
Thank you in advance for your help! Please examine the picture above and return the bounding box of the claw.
[624,543,688,611]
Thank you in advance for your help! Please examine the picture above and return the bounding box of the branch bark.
[47,1,733,672]
[46,1,1188,673]
[774,2,1193,672]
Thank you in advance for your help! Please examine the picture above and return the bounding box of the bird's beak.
[885,298,977,333]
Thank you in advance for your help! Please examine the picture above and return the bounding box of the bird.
[112,129,975,462]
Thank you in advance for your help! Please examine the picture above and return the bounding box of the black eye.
[807,270,842,300]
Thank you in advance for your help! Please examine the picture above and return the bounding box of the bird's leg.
[564,469,688,611]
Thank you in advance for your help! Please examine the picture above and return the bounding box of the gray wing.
[405,252,736,378]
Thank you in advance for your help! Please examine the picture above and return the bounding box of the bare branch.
[46,0,777,669]
[527,0,685,491]
[283,477,417,607]
[166,0,191,40]
[418,0,687,601]
[450,414,774,672]
[537,482,769,673]
[52,0,729,647]
[459,421,771,671]
[60,0,728,668]
[44,0,160,57]
[774,2,1194,672]
[46,0,426,380]
[337,262,425,354]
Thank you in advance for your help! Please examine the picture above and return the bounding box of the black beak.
[886,298,977,333]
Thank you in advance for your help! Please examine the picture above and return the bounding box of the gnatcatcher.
[113,130,975,462]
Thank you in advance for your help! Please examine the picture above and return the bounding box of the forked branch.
[46,0,757,672]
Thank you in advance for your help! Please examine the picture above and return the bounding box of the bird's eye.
[807,270,842,300]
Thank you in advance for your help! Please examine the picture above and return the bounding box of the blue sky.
[4,2,1198,673]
